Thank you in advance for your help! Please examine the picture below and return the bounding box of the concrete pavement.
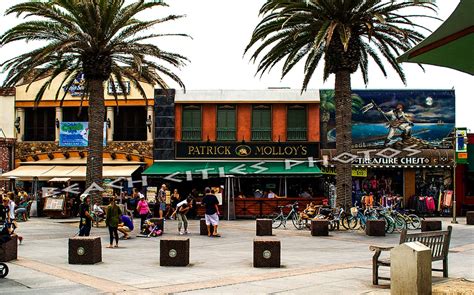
[1,217,473,294]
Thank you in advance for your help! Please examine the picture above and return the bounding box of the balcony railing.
[217,128,236,141]
[251,129,272,141]
[287,128,307,141]
[182,128,201,141]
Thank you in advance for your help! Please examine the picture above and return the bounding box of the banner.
[455,128,468,164]
[321,166,367,177]
[59,122,107,147]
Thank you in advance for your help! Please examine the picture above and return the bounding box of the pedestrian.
[201,188,220,237]
[167,188,180,219]
[78,194,93,236]
[136,193,151,230]
[156,184,167,219]
[118,214,134,239]
[105,197,122,248]
[176,197,192,235]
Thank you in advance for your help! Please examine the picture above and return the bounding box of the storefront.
[456,133,474,215]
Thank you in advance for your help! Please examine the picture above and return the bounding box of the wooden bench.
[369,226,452,285]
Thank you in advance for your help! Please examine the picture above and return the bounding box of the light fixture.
[126,154,132,161]
[146,115,152,132]
[110,152,117,160]
[106,118,111,128]
[63,151,70,159]
[79,151,85,159]
[139,156,145,162]
[47,152,54,160]
[55,118,60,128]
[14,117,20,133]
[32,154,39,161]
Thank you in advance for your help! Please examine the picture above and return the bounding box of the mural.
[320,90,455,149]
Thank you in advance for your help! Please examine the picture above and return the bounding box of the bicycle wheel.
[347,215,359,230]
[271,214,282,229]
[0,263,8,278]
[340,214,352,230]
[407,214,421,230]
[383,216,395,234]
[292,214,305,230]
[394,215,407,231]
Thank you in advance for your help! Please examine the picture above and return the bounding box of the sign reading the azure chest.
[176,142,319,159]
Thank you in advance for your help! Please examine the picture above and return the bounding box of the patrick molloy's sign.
[176,142,320,159]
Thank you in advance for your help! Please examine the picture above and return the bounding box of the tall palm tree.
[245,0,437,207]
[1,0,189,203]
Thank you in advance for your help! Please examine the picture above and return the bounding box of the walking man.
[202,188,220,237]
[156,184,167,219]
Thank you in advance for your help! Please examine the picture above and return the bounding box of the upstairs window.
[182,105,201,141]
[114,106,146,141]
[24,107,55,141]
[62,107,88,122]
[287,105,307,141]
[251,105,271,141]
[217,105,236,141]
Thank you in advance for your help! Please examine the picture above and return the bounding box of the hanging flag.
[361,102,374,113]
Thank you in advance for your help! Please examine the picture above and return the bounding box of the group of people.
[0,189,25,245]
[77,185,222,246]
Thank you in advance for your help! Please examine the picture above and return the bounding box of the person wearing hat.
[136,193,151,231]
[155,184,167,219]
[78,194,93,236]
[383,103,414,146]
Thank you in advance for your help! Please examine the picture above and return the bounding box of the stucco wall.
[0,95,15,138]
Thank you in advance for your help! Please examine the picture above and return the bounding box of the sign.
[146,187,157,203]
[59,122,107,147]
[63,73,85,96]
[175,142,320,159]
[43,197,65,211]
[321,166,367,177]
[456,128,468,164]
[107,81,130,95]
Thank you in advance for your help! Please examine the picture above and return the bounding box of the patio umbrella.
[397,0,474,75]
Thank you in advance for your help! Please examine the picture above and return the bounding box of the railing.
[287,128,307,141]
[217,128,236,141]
[251,129,272,141]
[182,128,201,141]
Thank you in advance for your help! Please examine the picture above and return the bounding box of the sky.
[0,0,473,130]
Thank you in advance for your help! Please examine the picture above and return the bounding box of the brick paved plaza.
[1,217,473,294]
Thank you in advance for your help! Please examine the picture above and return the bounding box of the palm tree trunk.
[321,118,328,148]
[334,70,352,209]
[86,79,105,204]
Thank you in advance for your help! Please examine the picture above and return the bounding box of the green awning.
[143,160,322,177]
[397,0,474,75]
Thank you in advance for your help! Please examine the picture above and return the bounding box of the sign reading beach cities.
[59,122,107,147]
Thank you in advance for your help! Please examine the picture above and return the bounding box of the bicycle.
[346,205,395,234]
[271,202,301,229]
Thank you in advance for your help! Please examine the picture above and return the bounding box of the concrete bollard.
[68,236,102,264]
[391,242,431,295]
[160,237,190,266]
[200,218,214,236]
[256,219,272,236]
[0,235,17,262]
[466,211,474,225]
[253,238,280,268]
[421,220,442,232]
[366,220,385,236]
[311,220,329,236]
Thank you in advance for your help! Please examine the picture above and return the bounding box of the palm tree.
[320,90,364,148]
[245,0,436,207]
[1,0,189,203]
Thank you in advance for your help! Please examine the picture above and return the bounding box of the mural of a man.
[384,104,414,146]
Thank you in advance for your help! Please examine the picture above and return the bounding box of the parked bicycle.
[346,203,395,234]
[271,202,300,229]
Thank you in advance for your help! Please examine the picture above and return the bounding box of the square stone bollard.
[391,242,431,295]
[256,219,272,236]
[366,220,385,236]
[160,237,189,266]
[311,220,329,236]
[0,235,17,262]
[68,236,101,264]
[200,218,214,236]
[148,218,164,232]
[421,220,442,232]
[253,238,280,268]
[466,211,474,225]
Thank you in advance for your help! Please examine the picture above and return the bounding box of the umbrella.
[397,0,474,75]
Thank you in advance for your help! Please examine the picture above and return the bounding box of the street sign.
[455,128,468,164]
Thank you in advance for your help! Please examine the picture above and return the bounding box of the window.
[287,105,307,140]
[63,107,88,122]
[114,106,146,141]
[24,107,55,141]
[217,105,236,141]
[182,105,201,141]
[252,105,271,141]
